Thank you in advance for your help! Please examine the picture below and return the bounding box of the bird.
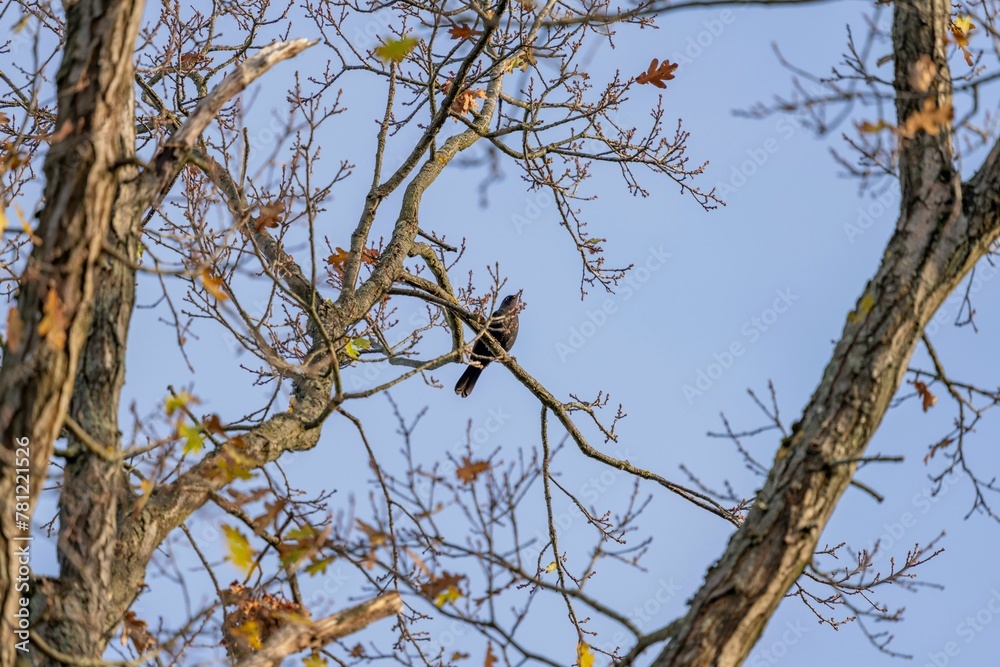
[455,292,522,397]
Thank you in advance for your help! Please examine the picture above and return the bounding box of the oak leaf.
[636,58,678,89]
[121,611,156,655]
[254,200,285,232]
[442,80,487,116]
[914,381,937,412]
[951,16,975,66]
[449,23,482,40]
[456,457,491,484]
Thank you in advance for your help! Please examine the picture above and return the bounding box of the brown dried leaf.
[419,571,465,600]
[203,413,225,435]
[448,23,482,40]
[254,200,285,232]
[456,457,490,484]
[179,51,209,70]
[6,307,24,353]
[914,381,937,412]
[924,436,954,464]
[121,611,156,655]
[441,79,487,117]
[252,499,287,534]
[635,58,678,89]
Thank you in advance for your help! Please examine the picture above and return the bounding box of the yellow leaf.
[234,619,263,650]
[0,205,6,236]
[344,337,371,360]
[577,642,594,667]
[953,15,974,36]
[544,561,558,573]
[375,36,418,63]
[165,390,194,416]
[223,525,255,573]
[179,422,204,454]
[303,654,327,667]
[434,585,462,608]
[847,290,875,325]
[304,556,336,575]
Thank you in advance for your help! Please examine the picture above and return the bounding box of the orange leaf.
[449,23,482,40]
[201,269,228,301]
[38,286,68,350]
[899,99,953,139]
[326,247,350,273]
[635,58,678,89]
[950,16,975,66]
[179,51,209,71]
[456,457,491,484]
[857,119,892,134]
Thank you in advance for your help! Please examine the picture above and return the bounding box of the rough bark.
[0,1,144,664]
[0,30,317,667]
[233,593,403,667]
[650,1,1000,665]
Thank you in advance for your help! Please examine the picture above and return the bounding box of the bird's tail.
[455,365,483,397]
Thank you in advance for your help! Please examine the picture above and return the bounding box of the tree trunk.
[0,1,144,664]
[651,1,1000,665]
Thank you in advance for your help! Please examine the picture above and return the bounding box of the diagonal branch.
[233,593,402,667]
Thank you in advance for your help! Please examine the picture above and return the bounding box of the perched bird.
[455,292,522,397]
